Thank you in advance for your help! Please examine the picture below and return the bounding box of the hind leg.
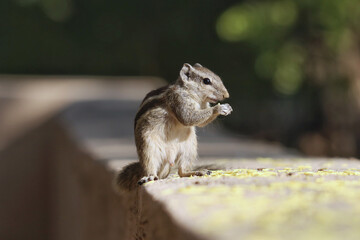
[177,130,211,177]
[178,163,211,177]
[137,142,163,185]
[158,162,171,179]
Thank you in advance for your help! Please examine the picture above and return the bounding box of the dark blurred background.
[1,0,360,157]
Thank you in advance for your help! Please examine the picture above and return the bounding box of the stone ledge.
[140,158,360,240]
[0,118,204,240]
[3,76,357,240]
[0,75,164,150]
[2,114,359,240]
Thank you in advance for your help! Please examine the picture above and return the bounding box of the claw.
[138,179,146,185]
[138,175,159,186]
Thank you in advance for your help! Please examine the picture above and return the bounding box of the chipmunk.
[115,63,233,191]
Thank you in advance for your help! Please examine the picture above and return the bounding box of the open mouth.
[208,98,219,104]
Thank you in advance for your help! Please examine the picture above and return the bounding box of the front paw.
[138,175,159,185]
[218,103,233,116]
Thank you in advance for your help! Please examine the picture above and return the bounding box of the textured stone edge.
[0,117,204,240]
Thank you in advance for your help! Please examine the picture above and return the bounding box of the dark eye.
[203,78,211,85]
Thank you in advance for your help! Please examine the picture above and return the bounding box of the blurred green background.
[1,0,360,157]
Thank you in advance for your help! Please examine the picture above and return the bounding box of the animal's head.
[179,63,229,103]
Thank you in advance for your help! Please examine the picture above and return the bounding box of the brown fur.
[116,63,232,191]
[114,162,144,192]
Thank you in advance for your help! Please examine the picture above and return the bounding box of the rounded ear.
[180,63,193,81]
[194,63,202,67]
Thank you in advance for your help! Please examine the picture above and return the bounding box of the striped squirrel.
[116,63,232,191]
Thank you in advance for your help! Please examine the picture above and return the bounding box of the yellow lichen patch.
[160,161,360,240]
[206,167,360,179]
[181,180,360,240]
[303,172,314,176]
[209,169,279,178]
[296,165,312,171]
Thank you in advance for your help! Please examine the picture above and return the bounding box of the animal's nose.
[223,91,229,99]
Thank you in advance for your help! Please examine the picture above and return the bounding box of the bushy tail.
[114,162,222,192]
[114,162,144,192]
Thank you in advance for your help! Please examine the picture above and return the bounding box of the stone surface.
[3,75,358,240]
[142,158,360,240]
[0,118,205,240]
[0,76,164,240]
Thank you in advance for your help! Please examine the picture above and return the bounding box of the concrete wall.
[0,118,201,240]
